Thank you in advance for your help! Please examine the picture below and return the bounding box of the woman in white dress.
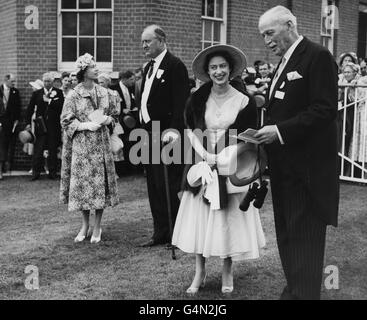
[172,45,266,295]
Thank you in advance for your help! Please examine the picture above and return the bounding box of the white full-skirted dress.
[172,88,266,261]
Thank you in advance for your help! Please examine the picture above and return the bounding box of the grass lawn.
[0,173,366,300]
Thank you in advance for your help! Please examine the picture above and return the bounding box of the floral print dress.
[60,83,119,212]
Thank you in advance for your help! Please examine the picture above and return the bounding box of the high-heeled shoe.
[90,228,102,244]
[74,229,88,243]
[221,286,234,294]
[221,273,234,294]
[186,273,207,295]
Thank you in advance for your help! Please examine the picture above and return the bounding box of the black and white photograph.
[0,0,366,307]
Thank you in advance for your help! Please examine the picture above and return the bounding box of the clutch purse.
[110,133,124,155]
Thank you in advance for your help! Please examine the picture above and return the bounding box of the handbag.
[110,133,124,155]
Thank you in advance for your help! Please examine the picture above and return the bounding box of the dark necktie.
[147,59,155,78]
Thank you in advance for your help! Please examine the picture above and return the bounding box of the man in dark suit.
[255,6,339,300]
[139,25,190,247]
[26,72,64,180]
[0,74,21,178]
[111,70,138,173]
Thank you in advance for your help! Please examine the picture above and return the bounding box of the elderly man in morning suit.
[139,25,190,247]
[255,6,339,299]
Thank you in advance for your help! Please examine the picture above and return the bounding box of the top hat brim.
[18,130,35,144]
[192,44,247,83]
[228,142,267,187]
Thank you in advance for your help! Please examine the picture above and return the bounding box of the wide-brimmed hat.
[216,142,267,187]
[192,44,247,82]
[339,52,358,66]
[29,79,44,90]
[18,130,36,144]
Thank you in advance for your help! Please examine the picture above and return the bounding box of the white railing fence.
[338,84,367,184]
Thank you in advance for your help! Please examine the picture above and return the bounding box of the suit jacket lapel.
[147,51,170,102]
[268,38,308,105]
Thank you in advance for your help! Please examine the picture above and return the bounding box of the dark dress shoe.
[165,243,177,250]
[31,173,40,181]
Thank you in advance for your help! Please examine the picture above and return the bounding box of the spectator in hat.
[70,72,78,89]
[338,52,358,82]
[172,44,265,296]
[98,72,124,169]
[61,72,72,97]
[0,74,22,179]
[25,72,64,180]
[359,58,367,77]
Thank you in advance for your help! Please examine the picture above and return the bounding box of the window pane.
[204,42,211,49]
[202,0,205,16]
[97,12,112,36]
[62,13,77,36]
[80,13,94,36]
[204,20,212,41]
[213,22,221,42]
[207,0,214,17]
[216,0,223,18]
[62,0,77,9]
[62,38,77,61]
[96,0,112,8]
[97,38,112,62]
[79,0,93,9]
[79,38,94,56]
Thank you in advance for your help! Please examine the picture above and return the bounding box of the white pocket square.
[287,71,303,81]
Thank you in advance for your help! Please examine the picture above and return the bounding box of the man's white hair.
[42,72,55,82]
[259,5,297,28]
[143,24,167,43]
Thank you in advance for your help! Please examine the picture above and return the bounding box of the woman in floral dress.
[60,54,119,243]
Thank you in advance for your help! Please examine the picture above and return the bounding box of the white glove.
[77,122,101,132]
[101,116,113,126]
[187,161,214,187]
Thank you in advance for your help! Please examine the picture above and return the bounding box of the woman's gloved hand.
[77,122,101,132]
[101,116,113,126]
[187,161,214,187]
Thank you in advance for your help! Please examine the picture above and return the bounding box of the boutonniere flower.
[50,90,57,98]
[156,69,164,79]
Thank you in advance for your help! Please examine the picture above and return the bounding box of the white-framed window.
[321,0,337,54]
[201,0,227,49]
[58,0,113,72]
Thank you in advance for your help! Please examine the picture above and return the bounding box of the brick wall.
[227,0,288,66]
[0,0,17,81]
[0,0,362,170]
[336,0,359,61]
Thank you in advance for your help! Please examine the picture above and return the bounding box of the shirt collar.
[152,49,167,67]
[283,35,304,63]
[4,84,10,90]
